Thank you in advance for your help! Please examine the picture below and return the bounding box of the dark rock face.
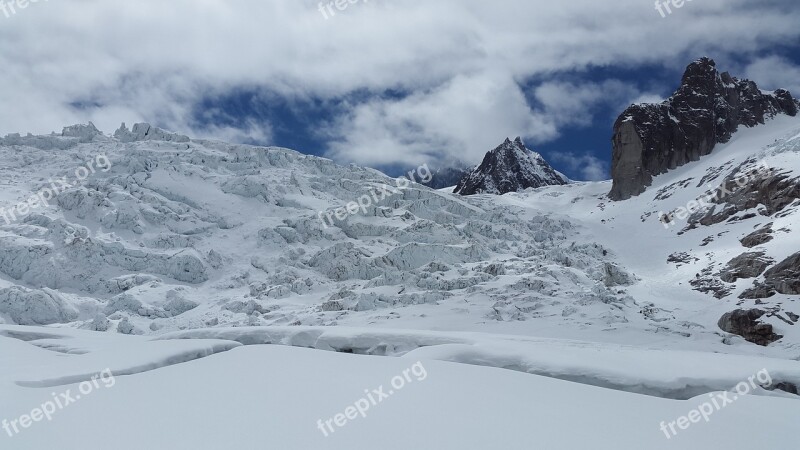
[762,252,800,295]
[685,167,800,230]
[738,282,776,300]
[741,224,774,248]
[718,309,782,346]
[767,382,799,396]
[740,252,800,299]
[609,57,799,200]
[455,137,568,196]
[690,266,732,299]
[718,252,773,283]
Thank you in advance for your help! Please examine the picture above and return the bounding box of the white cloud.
[630,94,666,106]
[325,76,663,167]
[532,80,663,128]
[744,56,800,95]
[550,152,610,181]
[0,0,797,166]
[192,119,273,145]
[323,72,557,166]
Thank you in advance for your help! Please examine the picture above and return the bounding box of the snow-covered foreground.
[1,326,798,449]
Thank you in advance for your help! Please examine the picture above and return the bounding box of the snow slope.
[0,118,799,353]
[1,117,799,448]
[1,326,798,449]
[0,123,645,348]
[507,114,800,352]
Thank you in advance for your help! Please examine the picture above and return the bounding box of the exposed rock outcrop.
[610,57,799,200]
[739,252,800,299]
[738,282,775,300]
[740,224,774,248]
[686,167,800,229]
[718,309,782,346]
[718,252,773,283]
[766,382,799,396]
[455,137,568,196]
[762,252,800,295]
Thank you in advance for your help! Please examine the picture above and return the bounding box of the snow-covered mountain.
[2,62,800,449]
[454,137,568,195]
[1,115,798,352]
[0,124,623,340]
[610,57,799,200]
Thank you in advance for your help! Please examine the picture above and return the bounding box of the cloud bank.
[2,0,798,171]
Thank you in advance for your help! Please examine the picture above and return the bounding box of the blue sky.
[3,0,800,181]
[536,45,800,180]
[189,45,800,180]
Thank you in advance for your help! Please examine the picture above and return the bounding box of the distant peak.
[681,57,719,86]
[692,56,716,66]
[454,137,568,195]
[501,136,525,148]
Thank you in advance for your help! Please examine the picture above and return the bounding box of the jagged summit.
[454,137,568,196]
[609,57,799,200]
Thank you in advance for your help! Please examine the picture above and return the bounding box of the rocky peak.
[454,137,568,196]
[609,57,799,200]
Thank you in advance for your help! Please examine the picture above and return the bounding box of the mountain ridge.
[610,57,799,201]
[0,115,798,357]
[454,137,568,196]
